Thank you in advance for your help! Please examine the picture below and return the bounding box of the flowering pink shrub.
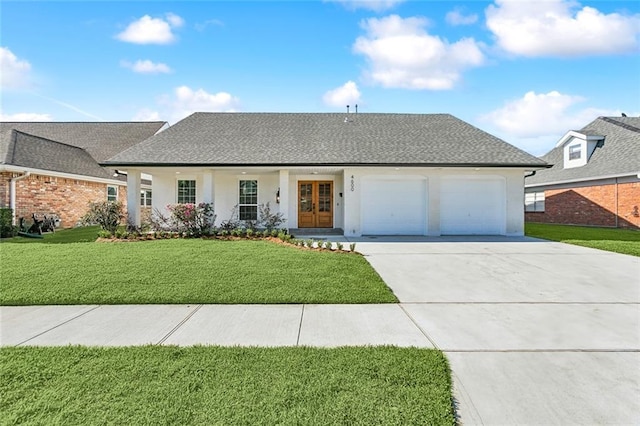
[166,202,216,236]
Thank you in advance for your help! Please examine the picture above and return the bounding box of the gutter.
[10,171,30,226]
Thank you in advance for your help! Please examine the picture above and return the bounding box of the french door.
[298,181,333,228]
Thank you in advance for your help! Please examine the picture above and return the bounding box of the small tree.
[258,202,286,231]
[81,201,124,235]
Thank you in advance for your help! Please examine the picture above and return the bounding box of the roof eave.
[102,161,551,169]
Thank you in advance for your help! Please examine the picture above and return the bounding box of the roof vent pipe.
[355,104,358,114]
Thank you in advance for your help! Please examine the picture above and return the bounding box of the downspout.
[10,171,31,226]
[615,177,619,228]
[524,171,536,179]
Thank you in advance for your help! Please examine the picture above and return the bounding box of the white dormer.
[555,131,604,169]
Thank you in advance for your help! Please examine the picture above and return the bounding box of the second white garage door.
[361,177,427,235]
[440,176,506,235]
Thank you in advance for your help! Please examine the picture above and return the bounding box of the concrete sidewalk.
[0,303,433,348]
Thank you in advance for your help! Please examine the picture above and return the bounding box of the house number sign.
[350,175,355,191]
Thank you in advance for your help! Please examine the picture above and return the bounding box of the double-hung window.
[239,180,258,221]
[107,185,118,202]
[177,180,196,204]
[568,145,581,160]
[140,189,152,206]
[525,192,545,212]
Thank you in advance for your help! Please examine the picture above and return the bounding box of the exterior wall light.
[276,188,280,204]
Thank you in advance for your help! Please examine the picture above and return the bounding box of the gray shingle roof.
[2,130,113,179]
[526,116,640,186]
[105,113,547,167]
[0,121,166,163]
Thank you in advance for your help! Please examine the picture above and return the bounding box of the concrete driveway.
[355,236,640,425]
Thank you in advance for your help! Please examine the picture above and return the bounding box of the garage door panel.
[362,178,427,235]
[440,177,505,235]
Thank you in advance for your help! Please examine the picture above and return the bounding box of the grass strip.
[1,238,396,305]
[525,223,640,257]
[0,346,454,425]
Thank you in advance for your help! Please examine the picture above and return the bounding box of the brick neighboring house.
[0,121,167,228]
[525,116,640,229]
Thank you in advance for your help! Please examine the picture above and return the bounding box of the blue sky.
[1,0,639,155]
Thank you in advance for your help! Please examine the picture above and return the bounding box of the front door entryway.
[298,181,333,228]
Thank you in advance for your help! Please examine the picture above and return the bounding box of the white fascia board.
[554,130,604,148]
[0,164,126,186]
[525,172,640,188]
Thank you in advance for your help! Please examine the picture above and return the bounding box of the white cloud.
[121,59,172,74]
[323,81,361,108]
[132,108,161,122]
[195,19,224,32]
[165,13,184,28]
[486,0,640,57]
[353,15,485,90]
[446,8,478,26]
[116,13,184,44]
[0,47,32,90]
[0,112,52,122]
[327,0,404,12]
[135,85,240,123]
[479,90,623,154]
[480,91,620,138]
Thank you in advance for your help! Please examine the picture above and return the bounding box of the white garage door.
[361,178,427,235]
[440,176,506,235]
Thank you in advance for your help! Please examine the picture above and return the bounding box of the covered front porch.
[124,166,346,234]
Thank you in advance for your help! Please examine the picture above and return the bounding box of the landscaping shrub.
[258,202,286,231]
[0,208,17,238]
[81,201,124,235]
[166,203,216,237]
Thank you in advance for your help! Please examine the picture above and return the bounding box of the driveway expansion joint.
[397,303,441,350]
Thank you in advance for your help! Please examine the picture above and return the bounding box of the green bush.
[0,208,17,238]
[81,201,123,234]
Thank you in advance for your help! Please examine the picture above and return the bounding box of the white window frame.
[107,185,118,202]
[525,191,545,212]
[140,189,152,207]
[238,180,258,221]
[177,180,196,204]
[568,144,581,160]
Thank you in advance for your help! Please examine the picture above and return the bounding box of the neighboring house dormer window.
[177,180,196,204]
[107,185,118,202]
[568,145,581,160]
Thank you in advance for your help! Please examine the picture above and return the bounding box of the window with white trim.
[239,180,258,221]
[568,144,581,160]
[177,180,196,204]
[525,192,545,212]
[107,185,118,202]
[140,189,152,206]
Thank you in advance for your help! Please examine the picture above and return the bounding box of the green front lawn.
[0,346,454,425]
[525,223,640,257]
[1,237,396,305]
[3,226,100,244]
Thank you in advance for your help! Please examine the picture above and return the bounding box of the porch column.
[127,170,141,227]
[278,169,289,225]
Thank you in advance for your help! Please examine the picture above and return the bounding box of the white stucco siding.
[140,166,525,236]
